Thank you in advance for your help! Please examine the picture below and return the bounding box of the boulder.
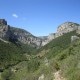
[71,35,79,42]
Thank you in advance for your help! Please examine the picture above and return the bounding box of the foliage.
[1,30,80,80]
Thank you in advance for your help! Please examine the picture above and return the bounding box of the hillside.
[37,31,78,58]
[37,30,80,80]
[0,40,37,69]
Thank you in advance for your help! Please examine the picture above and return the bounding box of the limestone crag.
[57,22,79,36]
[0,23,10,40]
[0,19,7,25]
[10,27,42,47]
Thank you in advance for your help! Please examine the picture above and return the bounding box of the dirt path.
[53,70,65,80]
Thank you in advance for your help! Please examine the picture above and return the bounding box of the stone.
[38,74,44,80]
[71,35,79,42]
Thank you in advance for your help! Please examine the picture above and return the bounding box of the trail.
[53,70,65,80]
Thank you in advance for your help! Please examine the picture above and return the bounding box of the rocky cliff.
[57,22,79,35]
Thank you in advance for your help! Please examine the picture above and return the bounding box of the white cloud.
[12,13,18,18]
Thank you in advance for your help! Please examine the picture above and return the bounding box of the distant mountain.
[0,19,42,48]
[0,19,80,47]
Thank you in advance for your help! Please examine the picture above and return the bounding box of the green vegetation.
[0,40,37,70]
[36,30,80,80]
[0,30,80,80]
[0,41,24,69]
[37,31,77,58]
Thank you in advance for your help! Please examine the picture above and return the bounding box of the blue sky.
[0,0,80,36]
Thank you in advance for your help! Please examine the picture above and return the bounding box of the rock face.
[10,27,42,47]
[0,19,7,25]
[57,22,79,36]
[41,33,56,46]
[76,26,80,34]
[0,21,10,40]
[71,35,79,42]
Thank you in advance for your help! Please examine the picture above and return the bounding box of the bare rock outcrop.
[0,19,7,25]
[71,35,79,42]
[57,22,79,36]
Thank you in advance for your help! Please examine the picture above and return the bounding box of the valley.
[0,19,80,80]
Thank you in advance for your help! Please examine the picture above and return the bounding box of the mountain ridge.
[0,19,80,80]
[0,19,80,47]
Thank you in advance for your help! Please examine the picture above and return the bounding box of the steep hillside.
[0,39,37,71]
[37,31,78,58]
[36,30,80,80]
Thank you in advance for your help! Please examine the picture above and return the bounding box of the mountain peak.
[57,22,79,34]
[0,19,7,25]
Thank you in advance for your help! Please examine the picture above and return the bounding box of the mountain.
[41,22,80,46]
[0,19,80,47]
[0,19,80,80]
[0,19,42,48]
